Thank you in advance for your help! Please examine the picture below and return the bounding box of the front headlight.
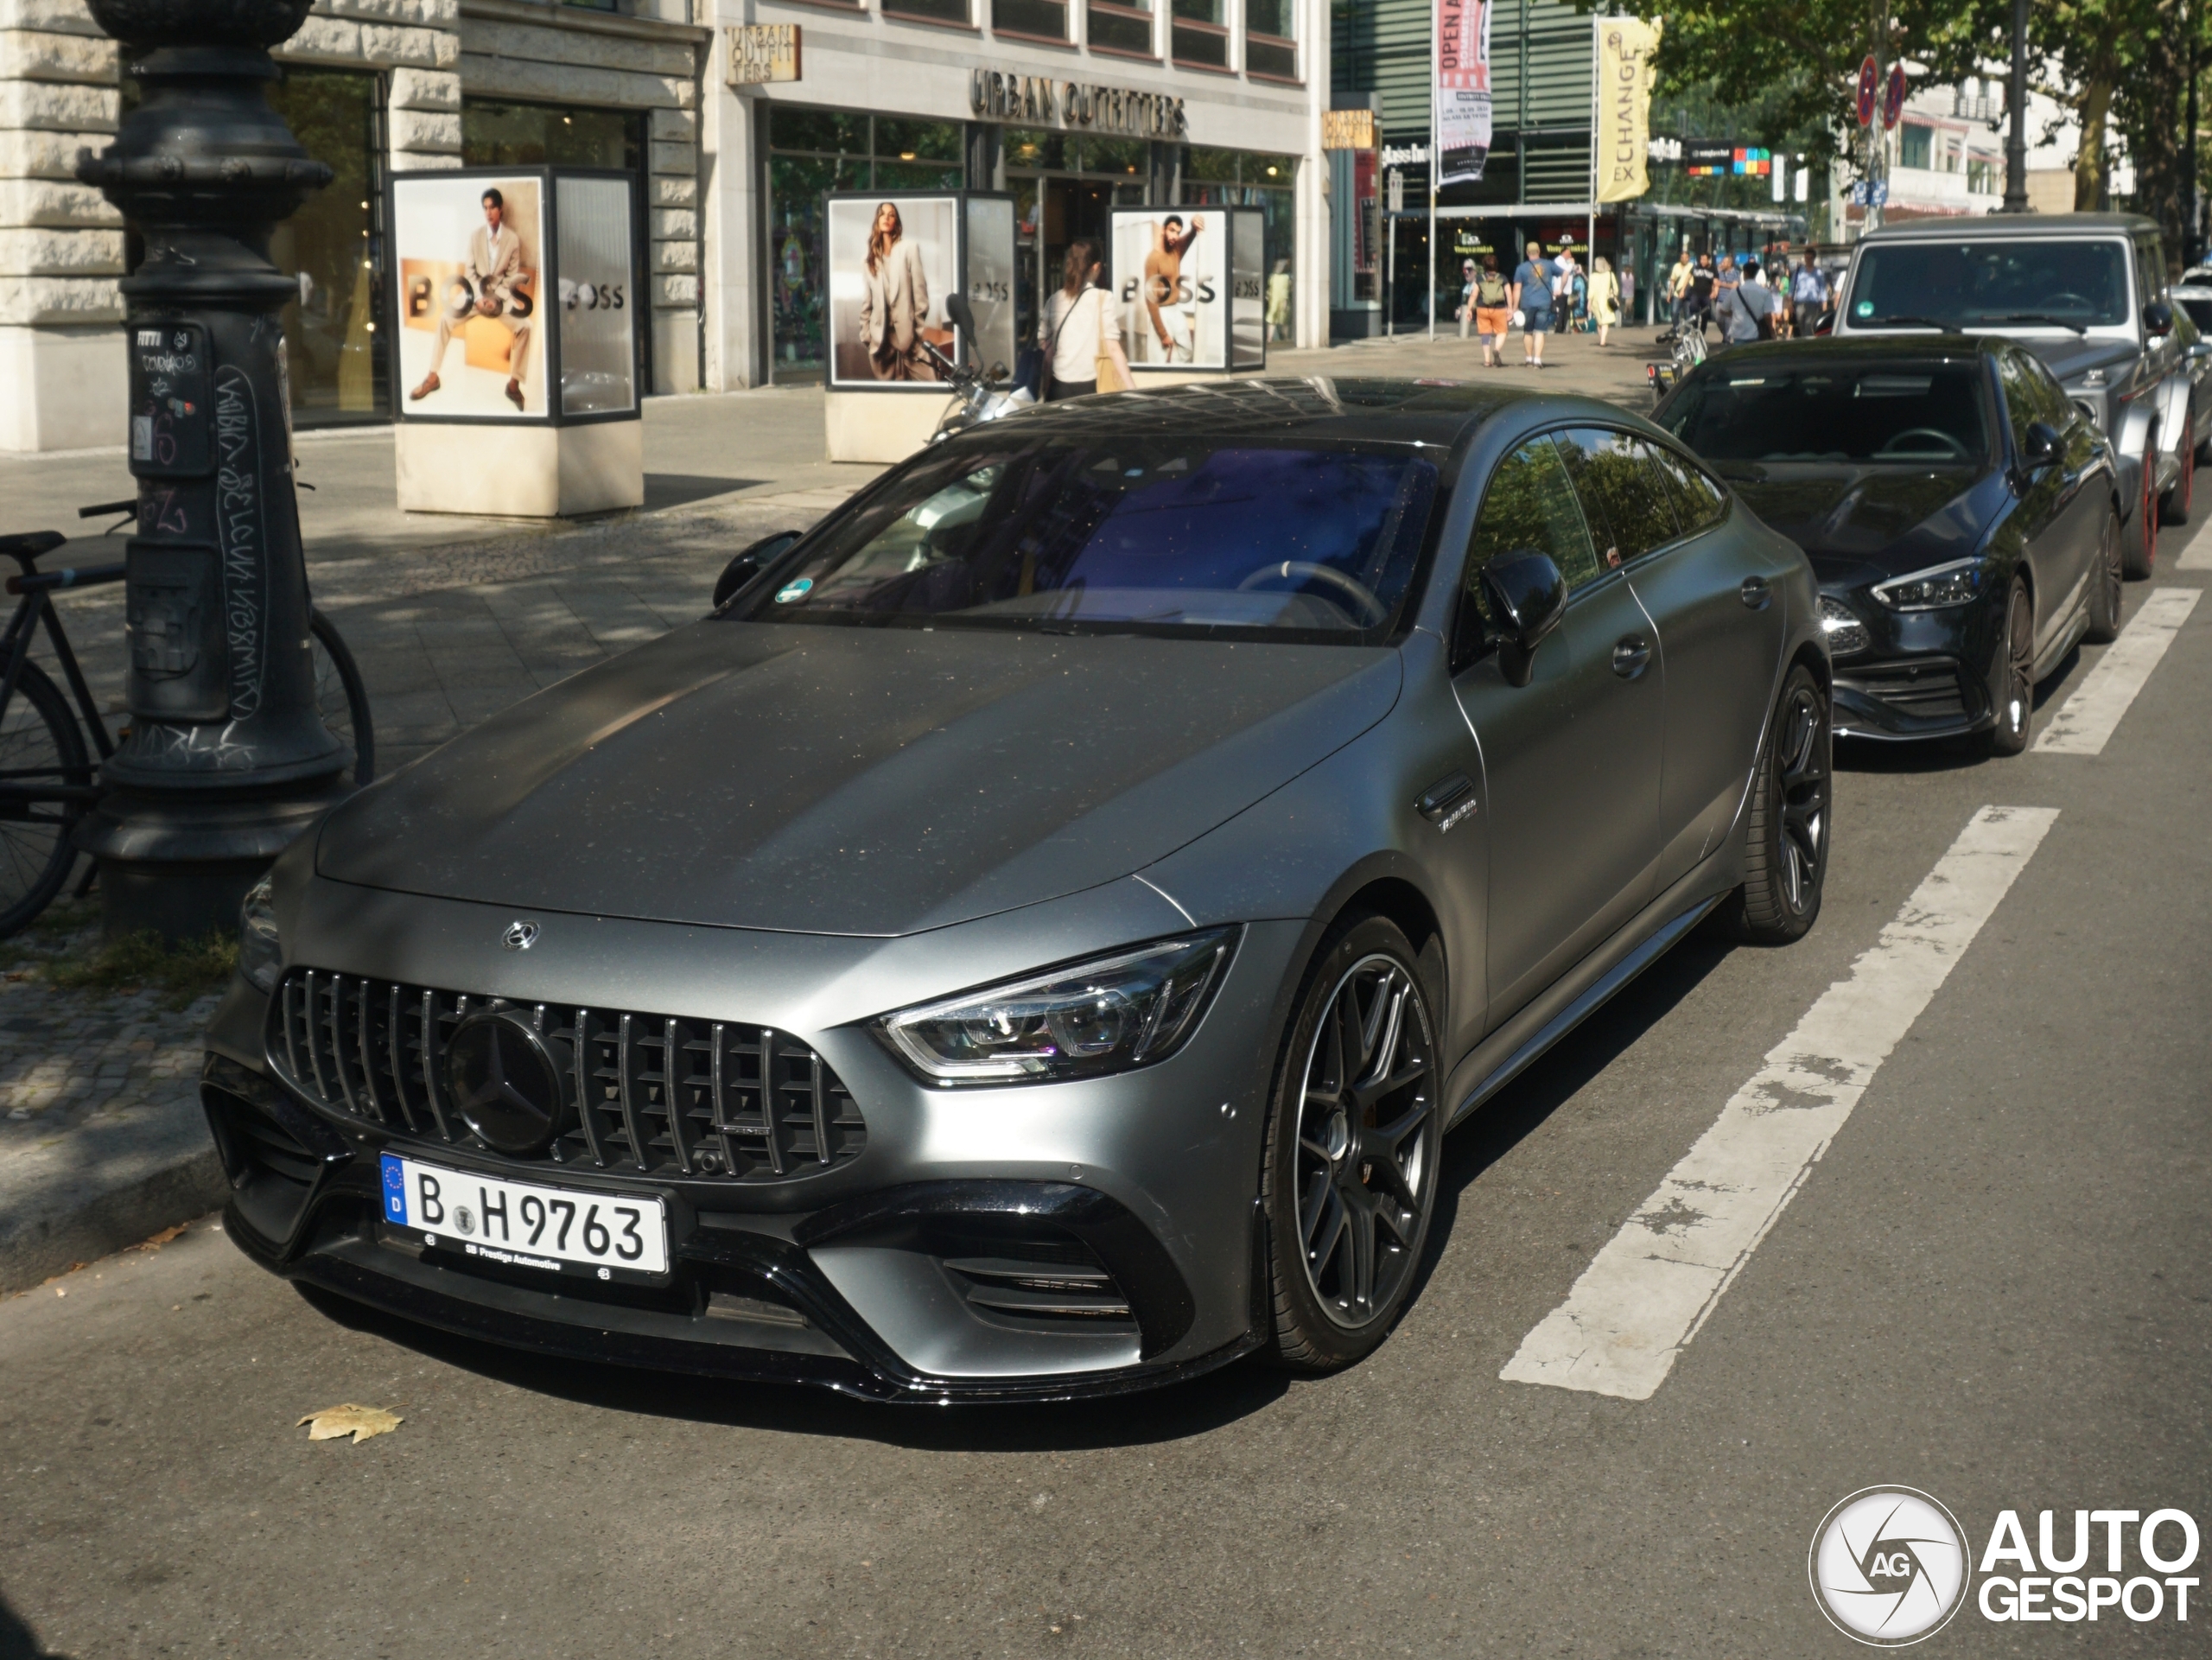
[238,876,282,994]
[1871,557,1984,611]
[878,928,1239,1085]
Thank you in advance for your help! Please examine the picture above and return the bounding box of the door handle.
[1612,635,1652,678]
[1739,575,1771,610]
[1416,773,1476,829]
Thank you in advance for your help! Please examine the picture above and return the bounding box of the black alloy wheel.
[1722,663,1831,944]
[2127,427,2159,579]
[2163,420,2196,525]
[1262,915,1442,1371]
[1981,577,2035,758]
[2085,504,2125,645]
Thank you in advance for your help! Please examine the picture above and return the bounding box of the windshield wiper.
[1985,312,2089,336]
[1856,315,1961,331]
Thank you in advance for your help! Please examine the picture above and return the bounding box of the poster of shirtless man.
[1112,210,1224,369]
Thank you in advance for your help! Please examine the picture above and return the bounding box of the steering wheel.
[1875,427,1970,461]
[1236,561,1388,625]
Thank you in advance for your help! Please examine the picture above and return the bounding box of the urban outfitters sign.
[969,70,1186,139]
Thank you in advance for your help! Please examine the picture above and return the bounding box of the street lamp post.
[2000,0,2031,213]
[73,0,348,942]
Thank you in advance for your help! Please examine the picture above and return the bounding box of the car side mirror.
[1479,550,1567,687]
[711,530,802,611]
[2020,420,2063,469]
[2145,300,2175,338]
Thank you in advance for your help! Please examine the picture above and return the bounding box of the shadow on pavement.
[644,474,764,512]
[294,1280,1290,1452]
[0,1590,70,1660]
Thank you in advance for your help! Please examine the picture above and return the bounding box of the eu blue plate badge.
[381,1153,407,1224]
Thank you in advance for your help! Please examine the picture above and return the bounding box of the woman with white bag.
[1041,240,1135,401]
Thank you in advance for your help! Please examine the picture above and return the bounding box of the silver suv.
[1834,213,2212,577]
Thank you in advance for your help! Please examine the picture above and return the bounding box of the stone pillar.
[650,101,700,392]
[0,0,124,451]
[699,58,761,391]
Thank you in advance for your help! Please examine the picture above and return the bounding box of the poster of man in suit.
[394,175,545,417]
[828,196,958,387]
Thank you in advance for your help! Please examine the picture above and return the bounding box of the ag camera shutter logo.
[1810,1487,1970,1645]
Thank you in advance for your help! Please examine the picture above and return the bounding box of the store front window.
[265,67,385,423]
[766,108,966,383]
[1004,130,1154,357]
[1184,145,1295,308]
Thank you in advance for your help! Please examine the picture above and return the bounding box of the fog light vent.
[1820,596,1870,657]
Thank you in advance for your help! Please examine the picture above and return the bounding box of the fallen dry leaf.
[297,1404,403,1445]
[135,1223,187,1251]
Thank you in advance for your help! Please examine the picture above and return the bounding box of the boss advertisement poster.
[1113,209,1228,371]
[395,174,548,418]
[827,195,961,389]
[1436,0,1493,187]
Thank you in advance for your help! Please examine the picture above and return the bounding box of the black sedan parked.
[1656,336,2124,754]
[204,379,1828,1402]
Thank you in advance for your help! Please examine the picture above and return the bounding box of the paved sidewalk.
[0,328,1663,1291]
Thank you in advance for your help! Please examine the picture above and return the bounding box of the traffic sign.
[1882,61,1908,130]
[1856,55,1878,127]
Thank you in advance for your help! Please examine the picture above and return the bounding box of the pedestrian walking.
[1587,255,1619,347]
[1666,246,1696,324]
[1790,249,1830,335]
[1689,252,1717,336]
[1266,258,1293,342]
[1456,257,1478,340]
[1512,240,1556,366]
[1472,252,1512,366]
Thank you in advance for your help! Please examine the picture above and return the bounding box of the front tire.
[1719,663,1831,944]
[1261,916,1442,1373]
[2126,427,2159,579]
[2085,503,2125,645]
[1980,577,2034,757]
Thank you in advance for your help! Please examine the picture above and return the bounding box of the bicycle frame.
[0,549,122,814]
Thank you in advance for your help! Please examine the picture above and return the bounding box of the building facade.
[0,0,1326,453]
[1835,71,2081,230]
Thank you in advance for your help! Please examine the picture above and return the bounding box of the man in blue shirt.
[1715,257,1777,351]
[1511,240,1557,367]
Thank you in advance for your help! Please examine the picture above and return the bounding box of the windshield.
[1660,364,1991,465]
[735,439,1440,640]
[1847,239,2132,331]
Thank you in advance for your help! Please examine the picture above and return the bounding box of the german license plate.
[378,1154,669,1278]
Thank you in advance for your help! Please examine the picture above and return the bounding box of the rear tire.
[2126,428,2159,579]
[1260,915,1442,1374]
[2084,503,2125,646]
[1718,664,1830,944]
[0,660,91,939]
[1979,577,2034,757]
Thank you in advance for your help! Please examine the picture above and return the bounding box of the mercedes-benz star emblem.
[503,919,539,951]
[443,1008,568,1154]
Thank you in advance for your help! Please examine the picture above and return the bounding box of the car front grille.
[269,970,866,1183]
[1838,658,1969,722]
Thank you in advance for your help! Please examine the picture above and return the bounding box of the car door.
[1450,432,1666,1028]
[1996,347,2090,653]
[1611,434,1791,890]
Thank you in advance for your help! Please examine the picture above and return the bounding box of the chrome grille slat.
[268,970,864,1184]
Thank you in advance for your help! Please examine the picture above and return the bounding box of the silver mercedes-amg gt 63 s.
[202,378,1830,1402]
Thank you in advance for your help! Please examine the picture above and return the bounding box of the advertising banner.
[396,175,547,418]
[1595,17,1662,204]
[553,174,637,418]
[963,195,1018,381]
[1435,0,1492,188]
[827,194,960,388]
[1114,208,1227,369]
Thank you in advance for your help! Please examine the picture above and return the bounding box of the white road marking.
[1499,805,2059,1402]
[2032,587,2202,754]
[2177,521,2212,570]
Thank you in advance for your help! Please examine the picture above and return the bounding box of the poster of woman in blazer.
[830,197,957,385]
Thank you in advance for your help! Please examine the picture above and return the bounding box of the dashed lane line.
[2033,587,2202,755]
[1499,805,2059,1402]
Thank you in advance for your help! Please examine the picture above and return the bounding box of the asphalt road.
[3,522,2208,1658]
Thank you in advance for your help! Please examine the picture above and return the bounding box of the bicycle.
[0,499,374,937]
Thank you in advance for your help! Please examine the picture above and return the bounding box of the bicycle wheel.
[0,658,92,938]
[309,607,375,787]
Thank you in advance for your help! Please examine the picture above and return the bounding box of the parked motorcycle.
[924,292,1035,442]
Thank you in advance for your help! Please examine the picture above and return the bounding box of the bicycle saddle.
[0,531,65,564]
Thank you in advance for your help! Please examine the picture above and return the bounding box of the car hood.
[1725,464,1997,576]
[316,620,1403,936]
[2015,334,2139,385]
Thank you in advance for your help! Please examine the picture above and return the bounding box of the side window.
[1646,442,1727,537]
[1995,352,2042,454]
[1454,436,1599,666]
[2135,236,2167,308]
[1554,427,1680,566]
